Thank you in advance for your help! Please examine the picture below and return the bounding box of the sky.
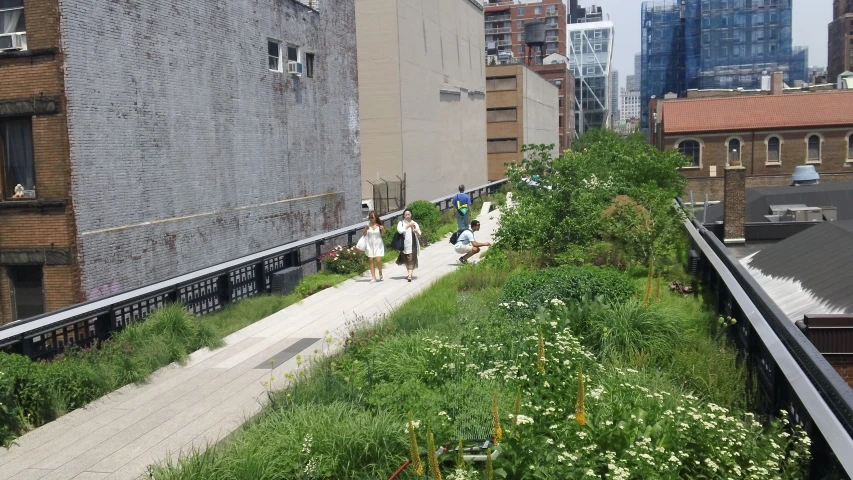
[584,0,834,90]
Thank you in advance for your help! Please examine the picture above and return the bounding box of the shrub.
[406,199,441,233]
[319,245,367,275]
[500,265,634,311]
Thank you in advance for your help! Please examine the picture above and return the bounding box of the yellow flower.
[491,394,503,444]
[426,426,443,480]
[575,365,586,426]
[407,411,423,475]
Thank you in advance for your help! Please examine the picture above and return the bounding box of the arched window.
[727,138,741,166]
[847,134,853,162]
[807,135,821,162]
[767,136,781,164]
[678,140,701,167]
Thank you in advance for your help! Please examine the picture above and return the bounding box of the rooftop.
[661,90,853,134]
[702,182,853,224]
[742,220,853,322]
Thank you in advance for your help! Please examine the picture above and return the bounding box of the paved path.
[0,205,501,480]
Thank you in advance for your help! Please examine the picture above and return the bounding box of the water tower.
[524,20,546,65]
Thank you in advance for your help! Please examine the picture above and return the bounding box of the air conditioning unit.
[270,267,302,296]
[0,33,26,52]
[287,61,304,76]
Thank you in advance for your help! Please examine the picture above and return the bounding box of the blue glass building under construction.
[641,0,809,129]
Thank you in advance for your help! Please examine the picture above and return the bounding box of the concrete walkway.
[0,205,501,480]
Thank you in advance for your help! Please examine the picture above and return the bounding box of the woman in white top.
[363,211,386,283]
[395,209,422,282]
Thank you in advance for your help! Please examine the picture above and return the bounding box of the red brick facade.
[0,0,80,324]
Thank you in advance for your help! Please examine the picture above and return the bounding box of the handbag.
[356,235,367,251]
[390,232,404,251]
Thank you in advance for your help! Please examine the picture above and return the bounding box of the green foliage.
[150,402,408,480]
[406,199,441,234]
[580,299,682,362]
[0,304,222,446]
[499,265,635,312]
[319,245,368,275]
[496,133,688,265]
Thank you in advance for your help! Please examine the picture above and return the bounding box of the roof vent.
[791,165,820,186]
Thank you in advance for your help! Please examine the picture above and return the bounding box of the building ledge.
[0,198,67,210]
[0,47,60,61]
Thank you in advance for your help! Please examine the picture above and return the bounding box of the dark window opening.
[287,45,299,62]
[268,40,281,71]
[0,116,35,199]
[727,138,741,165]
[767,137,780,163]
[808,135,821,161]
[306,53,315,78]
[678,140,701,167]
[8,265,44,321]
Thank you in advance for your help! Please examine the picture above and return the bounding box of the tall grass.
[582,299,682,362]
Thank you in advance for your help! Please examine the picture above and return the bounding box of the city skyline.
[587,0,833,89]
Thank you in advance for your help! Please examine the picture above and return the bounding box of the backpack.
[449,229,471,245]
[454,194,469,216]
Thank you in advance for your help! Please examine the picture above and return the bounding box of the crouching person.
[454,220,491,264]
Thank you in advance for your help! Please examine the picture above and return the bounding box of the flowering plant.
[319,245,368,275]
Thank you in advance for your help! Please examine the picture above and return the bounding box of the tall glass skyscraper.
[641,0,809,128]
[568,20,615,135]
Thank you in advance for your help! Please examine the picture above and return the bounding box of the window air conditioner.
[287,61,304,76]
[0,33,26,52]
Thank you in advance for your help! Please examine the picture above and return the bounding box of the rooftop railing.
[682,199,853,477]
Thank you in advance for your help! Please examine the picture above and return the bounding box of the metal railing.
[485,27,511,35]
[682,200,853,477]
[0,179,509,360]
[485,14,511,22]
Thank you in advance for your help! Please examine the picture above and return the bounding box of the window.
[8,265,44,321]
[517,20,524,29]
[534,6,541,14]
[487,138,518,154]
[0,117,35,199]
[268,40,282,71]
[594,43,602,52]
[807,135,821,162]
[767,136,781,163]
[847,134,853,161]
[305,53,315,78]
[486,76,517,91]
[677,140,701,167]
[558,115,563,129]
[287,44,300,63]
[727,138,741,165]
[0,0,25,51]
[518,33,524,42]
[517,45,524,55]
[517,7,524,16]
[593,30,601,39]
[486,107,517,122]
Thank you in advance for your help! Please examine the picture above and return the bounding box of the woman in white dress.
[363,211,386,283]
[395,209,422,282]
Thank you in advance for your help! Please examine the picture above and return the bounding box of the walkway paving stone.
[0,204,502,480]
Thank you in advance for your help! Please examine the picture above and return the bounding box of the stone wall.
[59,0,361,300]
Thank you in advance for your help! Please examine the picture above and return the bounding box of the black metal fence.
[0,179,508,361]
[684,202,853,478]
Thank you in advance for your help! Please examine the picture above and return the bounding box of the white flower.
[514,414,534,425]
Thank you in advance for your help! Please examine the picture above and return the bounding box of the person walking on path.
[363,211,386,283]
[396,209,422,282]
[452,185,471,231]
[455,220,491,264]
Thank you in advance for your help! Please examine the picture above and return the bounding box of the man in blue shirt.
[454,220,491,264]
[451,184,471,231]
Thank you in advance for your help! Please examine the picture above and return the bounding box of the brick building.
[651,75,853,202]
[0,0,361,324]
[829,0,853,81]
[483,0,567,62]
[486,64,560,180]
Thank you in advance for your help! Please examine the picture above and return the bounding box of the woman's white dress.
[364,225,385,258]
